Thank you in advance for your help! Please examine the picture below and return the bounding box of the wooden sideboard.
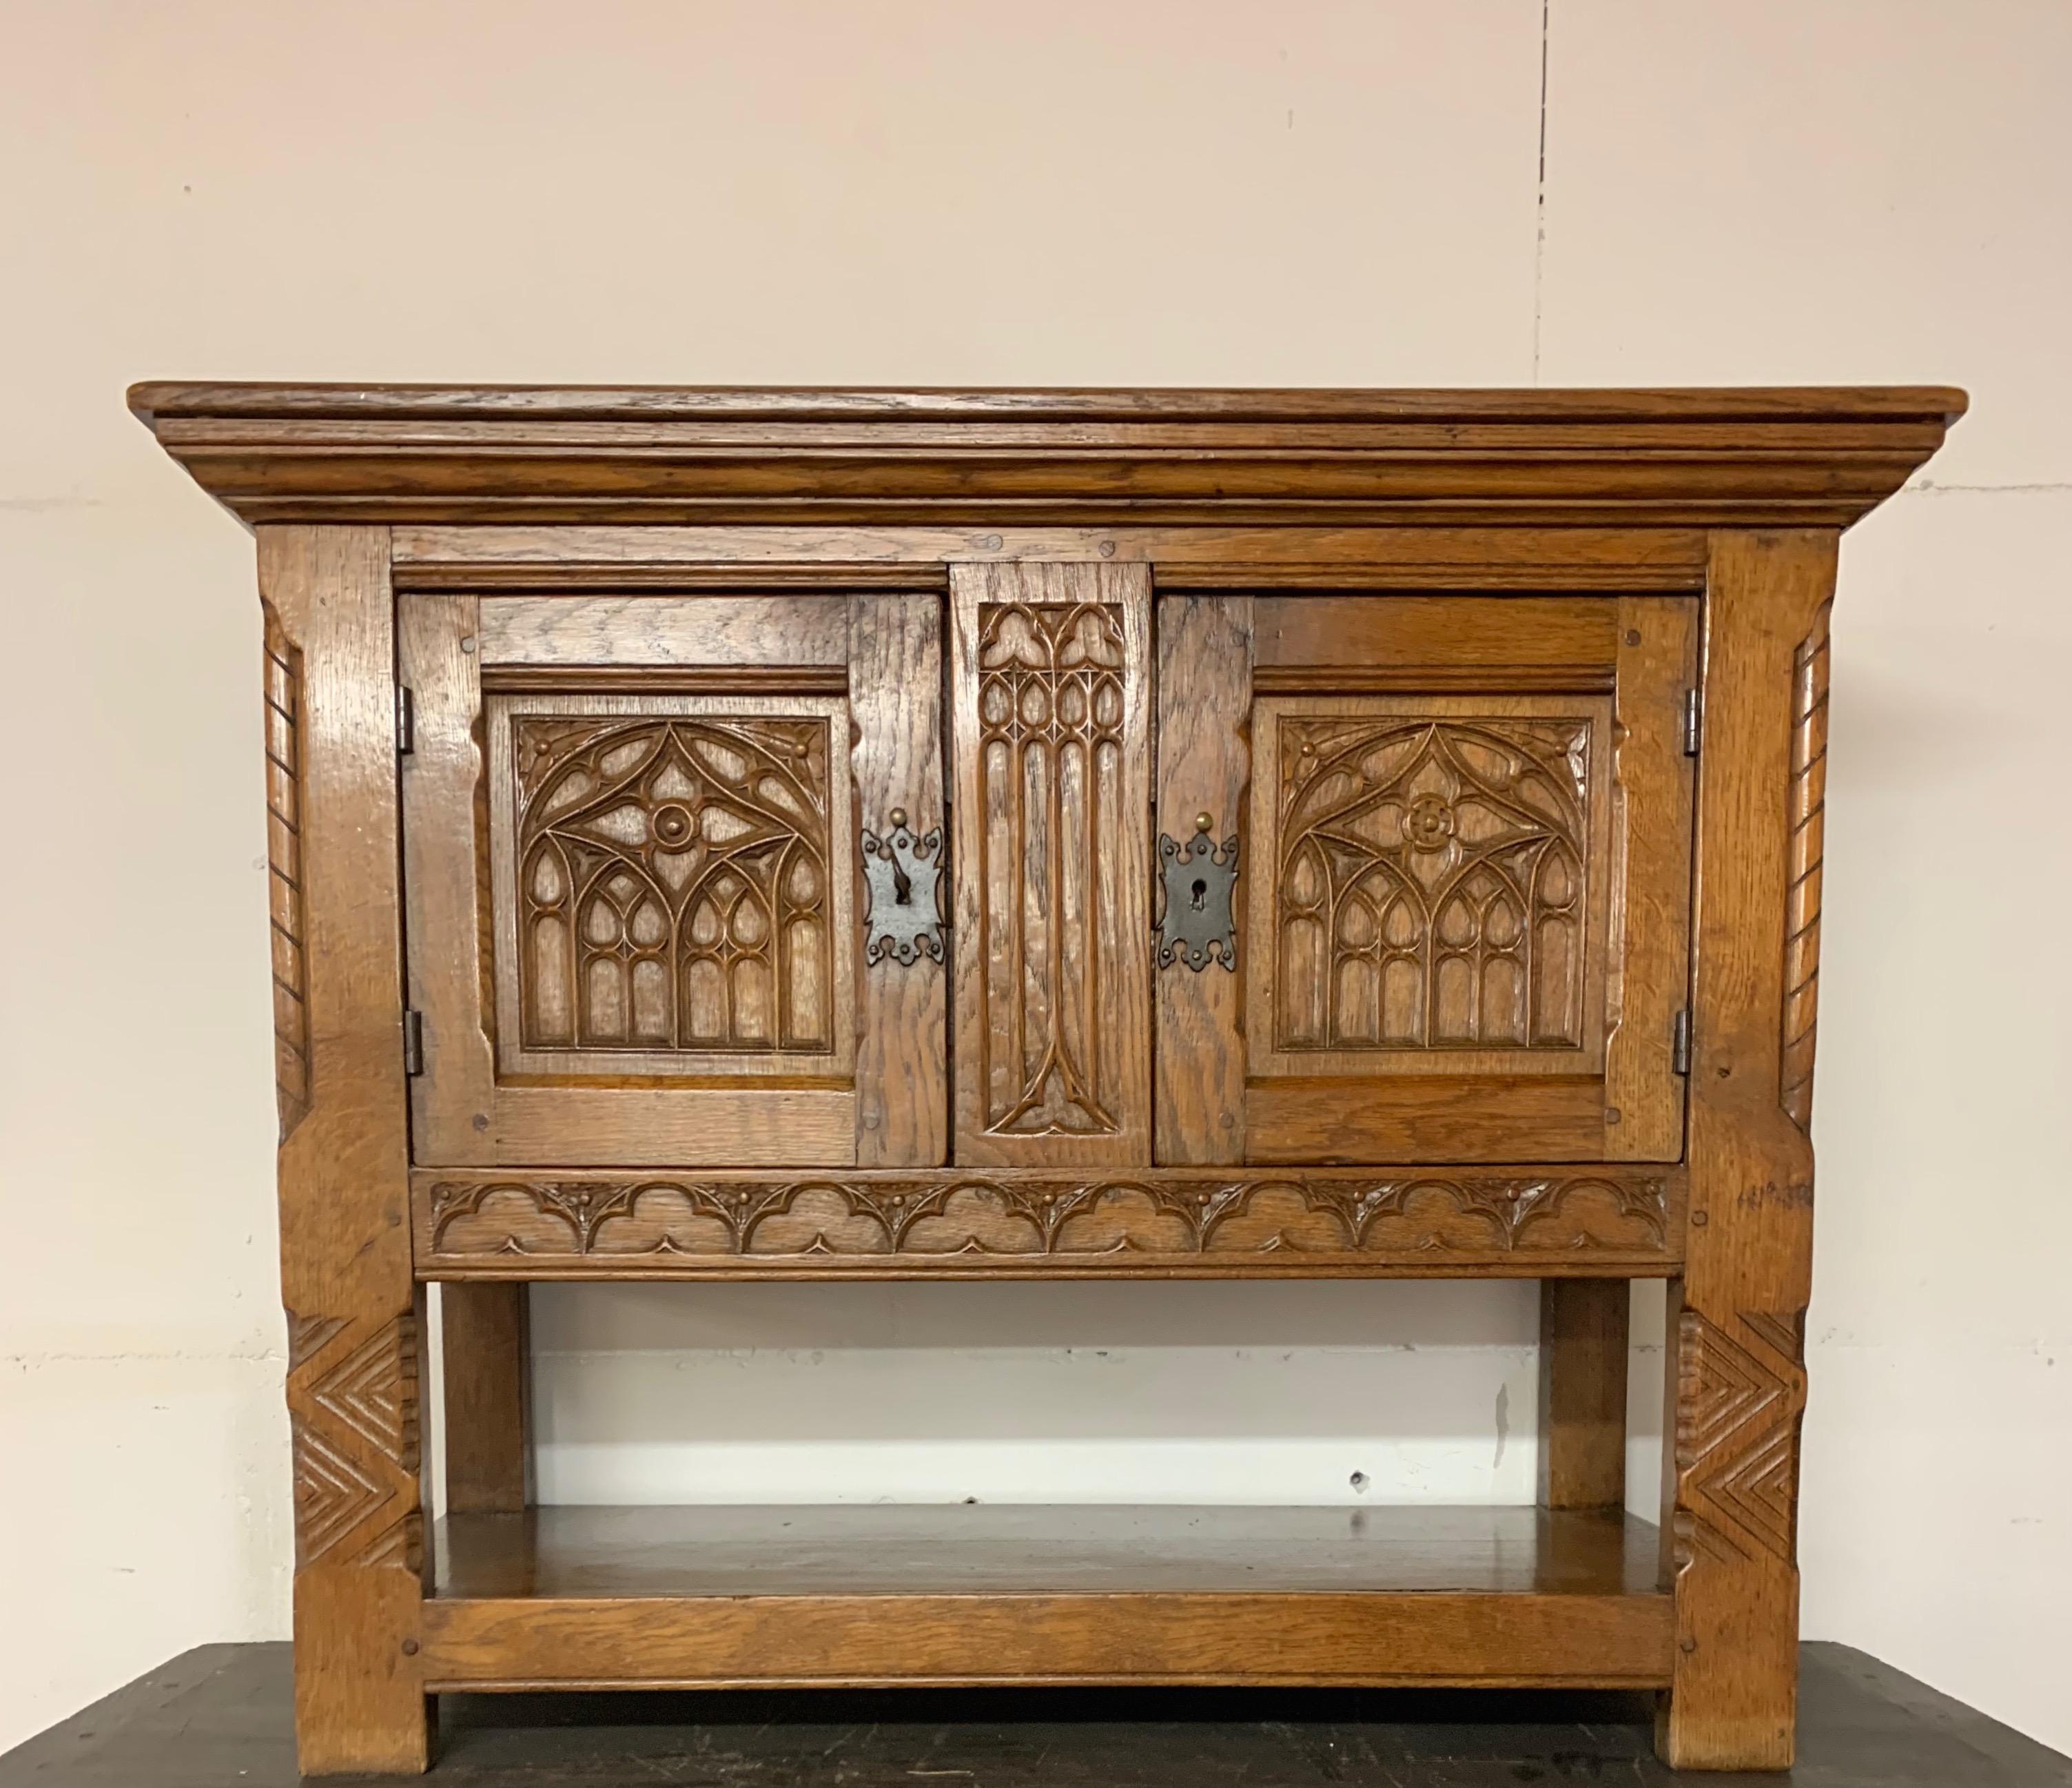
[132,380,1965,1774]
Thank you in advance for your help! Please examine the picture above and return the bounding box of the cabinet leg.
[1537,1279,1629,1509]
[1656,532,1828,1770]
[266,527,430,1774]
[1656,1283,1808,1770]
[441,1283,534,1513]
[286,1298,432,1774]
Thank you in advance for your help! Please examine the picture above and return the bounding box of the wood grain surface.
[261,526,430,1775]
[130,381,1965,529]
[1656,531,1836,1770]
[438,1284,532,1516]
[1153,594,1253,1162]
[390,524,1719,589]
[1539,1280,1631,1510]
[423,1504,1671,1692]
[849,593,947,1164]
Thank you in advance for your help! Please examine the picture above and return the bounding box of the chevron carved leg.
[286,1301,430,1776]
[1660,531,1833,1771]
[263,528,429,1775]
[1661,1297,1809,1767]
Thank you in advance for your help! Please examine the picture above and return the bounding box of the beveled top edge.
[127,380,1970,429]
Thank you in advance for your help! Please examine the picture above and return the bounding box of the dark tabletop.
[5,1641,2067,1787]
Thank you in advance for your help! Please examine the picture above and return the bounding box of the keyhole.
[1190,878,1208,912]
[892,861,913,906]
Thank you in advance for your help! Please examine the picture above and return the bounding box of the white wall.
[2,0,2066,1757]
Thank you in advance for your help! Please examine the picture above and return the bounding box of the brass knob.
[1194,811,1214,834]
[889,807,908,830]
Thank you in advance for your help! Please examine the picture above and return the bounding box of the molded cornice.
[130,382,1966,531]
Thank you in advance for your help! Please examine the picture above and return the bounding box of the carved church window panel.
[1249,694,1613,1081]
[486,691,854,1082]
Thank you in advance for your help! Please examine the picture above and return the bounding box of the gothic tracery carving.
[974,602,1129,1136]
[512,715,835,1055]
[1272,712,1595,1052]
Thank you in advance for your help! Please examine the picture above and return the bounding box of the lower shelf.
[425,1503,1673,1693]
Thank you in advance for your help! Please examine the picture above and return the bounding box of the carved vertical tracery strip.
[976,601,1129,1136]
[262,604,309,1142]
[1780,601,1831,1131]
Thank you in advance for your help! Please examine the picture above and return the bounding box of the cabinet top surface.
[130,380,1966,425]
[129,380,1967,531]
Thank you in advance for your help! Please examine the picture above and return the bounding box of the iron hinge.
[1681,687,1701,757]
[396,686,416,755]
[1672,1008,1692,1076]
[402,1009,425,1077]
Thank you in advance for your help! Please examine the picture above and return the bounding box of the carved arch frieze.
[416,1169,1676,1274]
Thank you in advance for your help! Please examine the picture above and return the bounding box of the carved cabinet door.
[1156,593,1698,1164]
[400,591,947,1167]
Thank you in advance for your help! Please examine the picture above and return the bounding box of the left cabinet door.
[400,591,947,1167]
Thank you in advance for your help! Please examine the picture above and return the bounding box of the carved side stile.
[1780,602,1831,1132]
[1663,531,1839,1771]
[263,603,309,1141]
[259,526,428,1775]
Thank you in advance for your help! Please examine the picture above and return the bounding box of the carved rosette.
[286,1311,422,1573]
[418,1171,1673,1271]
[1672,1308,1807,1572]
[262,604,309,1142]
[1781,602,1831,1132]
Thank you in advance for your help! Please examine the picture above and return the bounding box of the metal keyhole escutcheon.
[861,813,945,966]
[1156,816,1238,973]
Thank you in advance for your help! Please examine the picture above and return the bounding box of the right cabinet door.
[1202,593,1695,1164]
